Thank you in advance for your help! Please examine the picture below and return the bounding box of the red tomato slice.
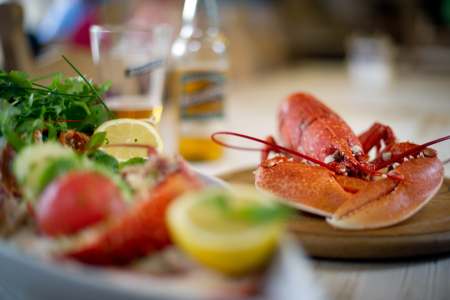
[36,171,126,237]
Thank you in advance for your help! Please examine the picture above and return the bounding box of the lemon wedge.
[94,119,163,161]
[167,186,291,275]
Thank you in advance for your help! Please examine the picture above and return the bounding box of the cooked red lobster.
[213,92,449,230]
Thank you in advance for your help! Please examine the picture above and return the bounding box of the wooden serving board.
[219,168,450,260]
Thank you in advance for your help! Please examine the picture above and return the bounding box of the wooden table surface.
[314,257,450,300]
[161,62,450,300]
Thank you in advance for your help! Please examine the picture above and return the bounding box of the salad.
[0,59,293,299]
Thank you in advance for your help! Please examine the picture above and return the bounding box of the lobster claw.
[327,156,444,229]
[256,155,444,230]
[255,157,351,217]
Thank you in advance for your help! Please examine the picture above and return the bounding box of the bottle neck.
[180,0,219,37]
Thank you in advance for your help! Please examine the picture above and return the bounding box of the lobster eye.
[324,150,345,164]
[334,151,345,162]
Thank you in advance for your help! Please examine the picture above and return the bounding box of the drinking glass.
[90,24,172,124]
[346,33,394,88]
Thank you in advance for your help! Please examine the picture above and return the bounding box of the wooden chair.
[0,2,34,72]
[0,2,96,80]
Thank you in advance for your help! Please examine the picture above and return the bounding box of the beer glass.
[90,24,172,124]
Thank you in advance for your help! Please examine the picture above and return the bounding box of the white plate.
[0,172,323,300]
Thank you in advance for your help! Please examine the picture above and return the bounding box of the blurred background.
[1,0,450,78]
[1,0,450,174]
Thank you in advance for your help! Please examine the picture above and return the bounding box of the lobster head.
[278,92,370,176]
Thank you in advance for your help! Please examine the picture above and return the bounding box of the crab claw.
[327,155,444,229]
[255,157,353,217]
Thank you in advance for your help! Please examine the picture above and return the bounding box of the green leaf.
[85,131,106,153]
[118,157,147,169]
[204,193,230,211]
[230,203,293,224]
[47,125,57,140]
[9,71,31,88]
[97,80,112,95]
[0,62,112,150]
[82,156,132,200]
[88,150,119,173]
[62,55,112,118]
[3,125,25,150]
[72,100,91,115]
[27,93,34,106]
[204,191,294,225]
[37,158,80,195]
[30,72,61,83]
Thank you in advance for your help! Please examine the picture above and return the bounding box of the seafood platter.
[0,61,323,300]
[0,59,448,299]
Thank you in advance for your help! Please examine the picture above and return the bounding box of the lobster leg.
[261,136,278,162]
[358,122,396,154]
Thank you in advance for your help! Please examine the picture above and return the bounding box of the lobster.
[63,157,203,265]
[212,92,450,230]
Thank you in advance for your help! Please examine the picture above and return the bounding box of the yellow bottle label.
[180,71,225,120]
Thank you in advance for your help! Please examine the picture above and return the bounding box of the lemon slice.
[167,186,290,275]
[95,119,163,161]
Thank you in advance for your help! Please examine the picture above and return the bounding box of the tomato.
[36,171,126,237]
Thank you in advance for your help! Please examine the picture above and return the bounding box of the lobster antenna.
[211,131,335,171]
[375,134,450,170]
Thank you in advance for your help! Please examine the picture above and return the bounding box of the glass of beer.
[90,24,172,124]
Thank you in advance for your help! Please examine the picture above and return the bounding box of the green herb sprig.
[0,57,112,150]
[204,192,294,224]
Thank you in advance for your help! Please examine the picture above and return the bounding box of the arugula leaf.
[0,57,112,151]
[62,55,111,116]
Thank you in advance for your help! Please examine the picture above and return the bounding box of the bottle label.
[179,71,225,120]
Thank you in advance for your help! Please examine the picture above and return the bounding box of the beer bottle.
[170,0,228,161]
